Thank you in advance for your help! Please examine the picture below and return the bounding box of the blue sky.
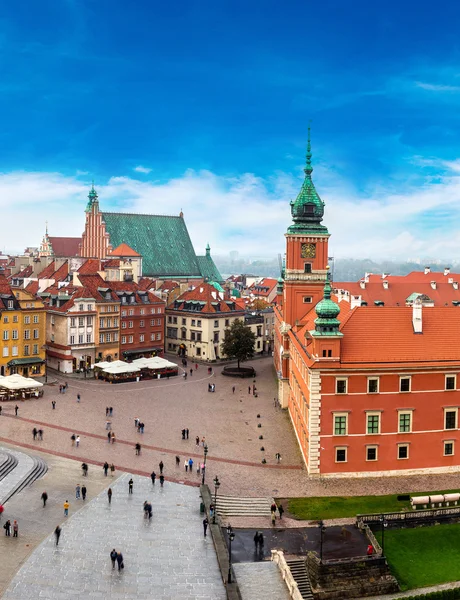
[3,0,460,260]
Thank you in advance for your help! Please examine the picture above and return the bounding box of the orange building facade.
[275,132,460,477]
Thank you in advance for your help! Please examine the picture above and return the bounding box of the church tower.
[80,184,112,259]
[283,128,330,326]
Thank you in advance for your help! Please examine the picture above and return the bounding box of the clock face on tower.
[301,243,316,259]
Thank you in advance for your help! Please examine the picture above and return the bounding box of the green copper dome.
[86,183,98,212]
[287,127,329,235]
[313,272,342,336]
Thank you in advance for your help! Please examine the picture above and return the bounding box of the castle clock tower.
[283,128,330,326]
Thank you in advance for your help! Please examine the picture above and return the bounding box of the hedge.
[403,589,460,600]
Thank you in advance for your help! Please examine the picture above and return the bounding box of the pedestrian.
[159,461,164,474]
[71,434,76,446]
[128,478,133,494]
[107,488,112,504]
[110,463,115,476]
[253,531,259,549]
[196,463,200,475]
[367,544,373,556]
[106,421,111,430]
[232,386,235,394]
[175,455,180,466]
[270,502,277,513]
[109,407,113,416]
[195,436,200,447]
[54,525,61,546]
[181,428,185,439]
[278,503,284,519]
[0,405,2,415]
[52,401,56,409]
[82,463,88,476]
[111,432,116,444]
[107,431,111,443]
[135,443,141,455]
[201,437,205,447]
[195,363,198,370]
[188,457,193,471]
[59,385,62,394]
[248,386,251,394]
[41,491,48,507]
[147,502,153,518]
[81,485,87,501]
[13,520,18,537]
[203,517,209,537]
[33,427,37,440]
[116,551,124,571]
[140,422,144,434]
[134,417,139,428]
[76,435,80,447]
[4,520,11,536]
[64,500,70,516]
[106,407,109,416]
[150,471,156,485]
[65,381,68,391]
[103,462,109,476]
[186,428,189,439]
[76,484,81,499]
[275,452,281,463]
[110,548,118,569]
[184,459,188,473]
[38,429,43,440]
[159,475,164,487]
[143,501,149,519]
[15,405,18,416]
[77,394,81,403]
[271,510,276,526]
[190,368,193,376]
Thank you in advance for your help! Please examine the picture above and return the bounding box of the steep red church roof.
[48,237,81,257]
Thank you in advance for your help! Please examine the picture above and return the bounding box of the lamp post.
[319,520,326,563]
[41,345,48,383]
[380,515,387,557]
[213,475,220,524]
[227,524,235,584]
[202,443,208,485]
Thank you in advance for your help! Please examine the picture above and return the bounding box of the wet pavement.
[224,525,369,563]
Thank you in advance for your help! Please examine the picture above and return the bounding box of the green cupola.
[287,127,329,235]
[312,269,342,337]
[277,276,284,295]
[86,182,99,212]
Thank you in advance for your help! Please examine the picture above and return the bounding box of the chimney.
[412,299,423,334]
[444,267,451,276]
[430,281,437,289]
[424,266,431,275]
[359,281,366,289]
[454,282,459,290]
[383,281,389,289]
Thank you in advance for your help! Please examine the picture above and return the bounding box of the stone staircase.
[0,447,48,505]
[0,452,19,482]
[215,495,274,518]
[2,455,48,504]
[285,557,314,600]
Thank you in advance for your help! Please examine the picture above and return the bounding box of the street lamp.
[41,345,48,383]
[380,515,387,557]
[227,524,235,584]
[319,520,326,562]
[213,475,220,524]
[202,443,208,485]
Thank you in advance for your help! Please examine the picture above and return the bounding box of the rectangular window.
[2,330,8,341]
[197,320,202,327]
[2,347,8,357]
[196,347,201,356]
[122,322,127,329]
[99,333,104,344]
[87,304,93,311]
[70,335,75,344]
[24,329,30,340]
[151,319,155,326]
[398,412,412,433]
[336,378,347,394]
[128,321,133,328]
[191,332,196,341]
[106,318,112,328]
[33,329,39,339]
[12,346,18,356]
[106,333,111,343]
[33,315,39,323]
[191,319,196,326]
[24,316,30,324]
[446,375,456,391]
[157,318,161,325]
[129,335,133,343]
[99,318,104,329]
[23,345,30,356]
[140,320,145,327]
[121,336,126,344]
[12,330,18,340]
[78,317,84,327]
[335,447,347,463]
[129,309,134,316]
[366,446,378,461]
[3,316,8,323]
[140,309,145,315]
[113,318,118,327]
[33,344,38,355]
[13,315,18,323]
[86,334,92,343]
[168,316,172,323]
[113,332,118,342]
[303,296,313,304]
[214,320,218,328]
[368,378,379,393]
[79,304,84,311]
[157,307,162,313]
[122,310,127,317]
[156,333,161,340]
[333,413,348,436]
[140,334,144,342]
[367,413,380,434]
[445,409,458,430]
[444,441,455,456]
[87,316,93,326]
[151,333,155,341]
[398,444,409,460]
[77,334,83,344]
[400,376,411,392]
[70,317,76,327]
[182,318,186,325]
[197,332,202,342]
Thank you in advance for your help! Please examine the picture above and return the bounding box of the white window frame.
[335,378,348,395]
[444,440,455,456]
[366,412,381,435]
[445,375,457,391]
[366,445,378,461]
[397,443,409,460]
[333,412,348,436]
[444,407,458,430]
[367,377,379,394]
[398,410,413,433]
[335,446,347,463]
[399,376,411,393]
[140,334,144,342]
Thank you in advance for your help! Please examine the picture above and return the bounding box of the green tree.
[221,319,256,369]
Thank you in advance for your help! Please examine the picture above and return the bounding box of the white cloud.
[415,81,460,92]
[2,164,460,261]
[133,165,152,174]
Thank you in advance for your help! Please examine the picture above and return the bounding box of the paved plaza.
[3,473,226,600]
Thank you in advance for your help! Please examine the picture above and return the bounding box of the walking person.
[64,500,70,516]
[150,471,156,485]
[248,386,251,395]
[107,432,111,443]
[76,435,80,447]
[75,484,81,499]
[232,386,235,394]
[4,520,11,536]
[110,548,117,569]
[81,485,87,501]
[184,459,188,473]
[54,526,61,546]
[159,475,164,487]
[203,517,209,537]
[15,405,18,416]
[135,443,141,455]
[81,463,88,477]
[271,510,276,526]
[107,488,112,504]
[186,428,189,439]
[116,551,124,572]
[109,407,113,416]
[106,407,109,416]
[159,461,164,475]
[195,436,200,447]
[175,455,180,467]
[12,520,18,537]
[188,457,193,472]
[105,421,111,430]
[77,393,81,403]
[103,462,109,476]
[33,427,37,440]
[275,452,281,463]
[128,478,133,494]
[71,434,76,446]
[52,401,56,409]
[278,503,284,519]
[111,432,116,444]
[41,491,48,507]
[110,463,115,477]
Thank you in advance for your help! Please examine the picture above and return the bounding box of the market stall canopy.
[95,360,127,369]
[101,363,141,374]
[0,374,44,390]
[132,357,177,369]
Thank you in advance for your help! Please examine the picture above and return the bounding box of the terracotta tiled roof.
[48,237,81,257]
[158,280,180,291]
[103,259,120,268]
[249,278,278,296]
[13,265,33,279]
[138,278,156,291]
[37,261,56,279]
[171,283,244,314]
[110,242,141,257]
[296,295,352,339]
[340,306,460,365]
[25,281,39,295]
[78,259,101,275]
[52,262,69,282]
[0,274,13,295]
[77,274,120,303]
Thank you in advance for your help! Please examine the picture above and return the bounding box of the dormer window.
[105,292,111,300]
[303,204,315,215]
[130,296,135,304]
[7,300,13,309]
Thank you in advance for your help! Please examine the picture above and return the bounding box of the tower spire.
[305,123,313,177]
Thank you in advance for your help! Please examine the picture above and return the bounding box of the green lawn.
[283,489,459,520]
[374,524,460,590]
